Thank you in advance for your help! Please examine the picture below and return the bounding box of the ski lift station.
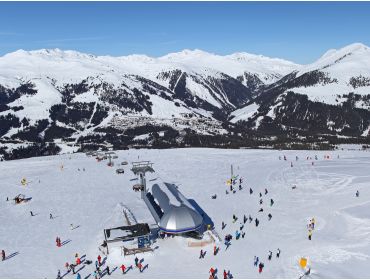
[131,161,205,236]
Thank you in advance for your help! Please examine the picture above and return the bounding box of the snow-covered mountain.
[231,43,370,139]
[0,43,369,159]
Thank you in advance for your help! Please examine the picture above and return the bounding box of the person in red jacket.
[97,255,102,266]
[138,262,143,272]
[76,257,81,265]
[209,267,215,278]
[120,264,126,274]
[223,269,227,279]
[258,262,264,273]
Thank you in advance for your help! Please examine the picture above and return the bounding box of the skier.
[265,188,268,195]
[241,232,245,238]
[258,262,264,273]
[249,215,253,223]
[76,272,81,279]
[259,192,262,198]
[57,270,61,279]
[30,211,34,216]
[209,267,216,278]
[50,213,53,219]
[258,208,263,212]
[284,155,286,161]
[76,257,81,265]
[308,229,313,240]
[95,260,99,269]
[93,271,98,279]
[356,190,360,197]
[254,256,259,266]
[268,251,272,260]
[291,162,293,168]
[255,218,259,227]
[240,224,244,231]
[239,184,242,191]
[1,249,5,261]
[311,217,316,229]
[270,198,274,206]
[70,263,76,274]
[222,221,226,230]
[97,255,102,266]
[199,249,204,259]
[268,213,272,220]
[276,248,281,258]
[134,256,139,267]
[243,214,247,224]
[223,269,228,279]
[249,188,253,195]
[259,199,263,205]
[106,266,110,276]
[120,264,126,274]
[213,245,217,256]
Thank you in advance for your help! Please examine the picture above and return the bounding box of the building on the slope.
[131,161,205,237]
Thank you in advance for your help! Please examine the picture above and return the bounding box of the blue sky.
[0,1,369,64]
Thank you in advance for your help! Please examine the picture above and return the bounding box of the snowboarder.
[265,188,268,195]
[57,270,61,279]
[268,213,272,220]
[268,251,272,260]
[258,262,264,273]
[356,190,359,197]
[30,211,34,216]
[249,188,253,195]
[120,264,126,274]
[270,198,274,206]
[276,248,281,258]
[97,255,102,266]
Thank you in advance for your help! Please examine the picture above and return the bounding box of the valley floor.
[1,148,370,278]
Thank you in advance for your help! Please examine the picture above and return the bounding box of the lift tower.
[131,161,155,199]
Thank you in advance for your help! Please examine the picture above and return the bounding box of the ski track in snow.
[1,148,370,278]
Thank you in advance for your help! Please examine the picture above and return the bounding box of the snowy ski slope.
[1,148,370,278]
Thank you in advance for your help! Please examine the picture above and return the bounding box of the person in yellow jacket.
[308,229,312,240]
